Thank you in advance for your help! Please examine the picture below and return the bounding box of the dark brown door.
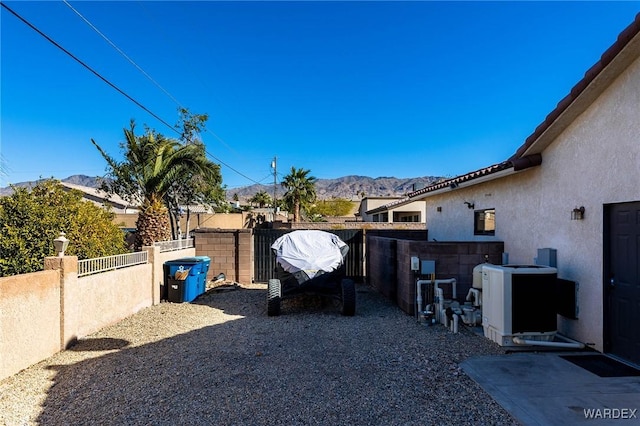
[605,202,640,365]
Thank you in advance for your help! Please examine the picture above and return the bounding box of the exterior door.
[605,202,640,365]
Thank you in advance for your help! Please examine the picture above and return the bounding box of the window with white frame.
[474,208,495,235]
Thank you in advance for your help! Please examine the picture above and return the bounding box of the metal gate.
[253,229,364,283]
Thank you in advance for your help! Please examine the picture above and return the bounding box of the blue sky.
[1,1,639,192]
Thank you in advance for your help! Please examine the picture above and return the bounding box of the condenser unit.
[482,264,558,346]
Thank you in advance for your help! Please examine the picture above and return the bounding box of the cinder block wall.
[368,237,504,316]
[194,229,253,284]
[367,237,397,301]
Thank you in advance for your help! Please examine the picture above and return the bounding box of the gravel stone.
[0,283,518,425]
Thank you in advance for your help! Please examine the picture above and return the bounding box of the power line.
[134,0,245,158]
[62,0,182,107]
[0,1,177,134]
[60,0,262,185]
[3,1,263,186]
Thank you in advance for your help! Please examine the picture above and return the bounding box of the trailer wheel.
[341,278,356,316]
[267,279,282,316]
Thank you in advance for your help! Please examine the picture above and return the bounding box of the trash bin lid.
[165,257,205,265]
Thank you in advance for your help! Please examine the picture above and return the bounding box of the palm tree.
[281,167,317,222]
[249,190,272,208]
[92,121,222,249]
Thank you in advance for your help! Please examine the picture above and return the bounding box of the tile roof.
[511,12,640,160]
[410,13,640,201]
[368,153,545,214]
[365,13,640,215]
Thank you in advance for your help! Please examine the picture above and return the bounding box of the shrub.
[0,180,127,276]
[310,198,356,217]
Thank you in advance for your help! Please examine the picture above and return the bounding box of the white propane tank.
[472,263,484,289]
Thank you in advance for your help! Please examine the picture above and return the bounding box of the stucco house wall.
[424,55,640,351]
[359,197,426,223]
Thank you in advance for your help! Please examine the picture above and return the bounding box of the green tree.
[249,190,272,208]
[281,167,317,223]
[0,180,127,277]
[310,198,355,217]
[167,109,225,237]
[92,117,223,249]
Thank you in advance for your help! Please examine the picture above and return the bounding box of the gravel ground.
[0,282,518,426]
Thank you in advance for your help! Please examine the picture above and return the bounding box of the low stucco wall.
[276,222,426,230]
[74,264,152,339]
[115,213,247,231]
[0,270,61,380]
[1,255,159,381]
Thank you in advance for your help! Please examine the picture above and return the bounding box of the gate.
[253,229,364,283]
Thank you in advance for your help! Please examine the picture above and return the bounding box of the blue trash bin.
[164,258,206,302]
[193,256,211,294]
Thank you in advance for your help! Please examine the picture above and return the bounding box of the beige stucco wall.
[115,213,247,232]
[0,270,62,379]
[425,56,640,351]
[360,198,427,223]
[1,255,165,381]
[73,264,152,339]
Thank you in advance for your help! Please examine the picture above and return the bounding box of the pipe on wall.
[416,280,432,321]
[512,336,585,349]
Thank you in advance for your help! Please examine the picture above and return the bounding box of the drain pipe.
[466,288,481,307]
[451,313,459,333]
[512,335,585,349]
[435,278,457,300]
[434,287,445,325]
[416,280,431,321]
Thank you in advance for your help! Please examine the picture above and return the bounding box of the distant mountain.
[230,175,443,201]
[1,174,443,200]
[0,175,105,196]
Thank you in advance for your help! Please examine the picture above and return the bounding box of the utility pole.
[271,156,277,221]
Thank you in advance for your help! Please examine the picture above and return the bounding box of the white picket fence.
[78,251,148,277]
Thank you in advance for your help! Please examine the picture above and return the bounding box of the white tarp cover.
[271,230,347,277]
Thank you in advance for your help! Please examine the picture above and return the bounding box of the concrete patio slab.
[461,352,640,425]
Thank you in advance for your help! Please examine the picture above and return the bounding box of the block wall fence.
[193,228,253,285]
[367,237,504,316]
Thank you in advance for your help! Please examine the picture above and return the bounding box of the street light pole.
[271,156,277,221]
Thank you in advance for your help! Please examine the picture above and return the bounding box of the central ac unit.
[482,264,558,346]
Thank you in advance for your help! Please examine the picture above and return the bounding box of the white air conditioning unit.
[482,264,557,346]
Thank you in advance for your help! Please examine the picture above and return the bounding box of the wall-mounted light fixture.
[53,231,69,257]
[464,201,475,209]
[571,206,585,221]
[436,206,442,212]
[449,182,458,189]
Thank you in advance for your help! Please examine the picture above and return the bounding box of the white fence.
[154,238,194,253]
[78,251,148,277]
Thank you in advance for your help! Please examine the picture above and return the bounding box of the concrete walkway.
[461,352,640,425]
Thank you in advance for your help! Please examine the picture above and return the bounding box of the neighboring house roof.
[372,13,640,214]
[181,205,214,214]
[60,182,138,212]
[61,182,216,214]
[364,196,430,215]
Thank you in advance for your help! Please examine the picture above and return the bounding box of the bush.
[0,180,127,276]
[311,198,356,217]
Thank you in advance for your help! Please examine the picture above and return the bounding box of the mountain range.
[0,174,443,201]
